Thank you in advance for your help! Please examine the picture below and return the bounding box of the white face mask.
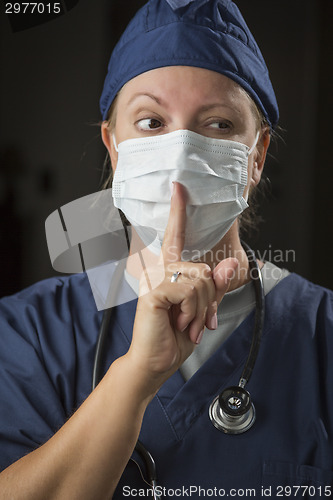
[112,129,258,260]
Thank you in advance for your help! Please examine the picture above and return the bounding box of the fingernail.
[210,312,218,330]
[195,328,204,345]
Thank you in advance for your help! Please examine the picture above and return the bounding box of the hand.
[126,182,239,394]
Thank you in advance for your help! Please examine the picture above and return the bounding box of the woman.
[0,0,332,498]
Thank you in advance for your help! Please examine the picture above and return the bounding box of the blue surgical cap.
[100,0,279,128]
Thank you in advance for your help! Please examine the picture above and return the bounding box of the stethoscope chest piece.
[209,386,256,435]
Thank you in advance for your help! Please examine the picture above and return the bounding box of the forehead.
[118,66,252,112]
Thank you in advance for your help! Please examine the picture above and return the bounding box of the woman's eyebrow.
[126,93,241,114]
[198,103,241,114]
[127,92,162,106]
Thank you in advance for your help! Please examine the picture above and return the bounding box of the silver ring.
[170,271,181,283]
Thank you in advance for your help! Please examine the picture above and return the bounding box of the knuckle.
[187,263,211,280]
[199,263,212,278]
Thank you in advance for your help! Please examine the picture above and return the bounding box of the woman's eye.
[208,121,231,130]
[137,118,162,130]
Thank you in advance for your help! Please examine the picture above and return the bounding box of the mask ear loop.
[112,134,119,153]
[243,131,260,202]
[248,131,260,156]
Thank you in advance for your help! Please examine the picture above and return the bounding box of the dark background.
[0,0,332,297]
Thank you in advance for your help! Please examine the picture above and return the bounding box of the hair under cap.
[100,0,279,128]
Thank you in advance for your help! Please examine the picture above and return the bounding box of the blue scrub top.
[0,272,333,497]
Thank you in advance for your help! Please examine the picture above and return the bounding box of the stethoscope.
[208,240,265,434]
[91,235,264,499]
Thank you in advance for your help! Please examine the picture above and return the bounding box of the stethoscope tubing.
[238,241,265,387]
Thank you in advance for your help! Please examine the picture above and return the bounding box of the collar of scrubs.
[180,262,289,380]
[111,262,290,440]
[138,271,296,443]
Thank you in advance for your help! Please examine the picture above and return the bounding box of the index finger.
[160,182,187,264]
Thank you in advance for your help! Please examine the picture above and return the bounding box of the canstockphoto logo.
[4,0,81,32]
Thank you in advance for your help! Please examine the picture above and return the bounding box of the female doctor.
[0,0,333,499]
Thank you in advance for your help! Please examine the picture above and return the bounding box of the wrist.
[105,355,160,408]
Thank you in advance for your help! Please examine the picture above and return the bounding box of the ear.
[101,122,118,172]
[251,128,270,186]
